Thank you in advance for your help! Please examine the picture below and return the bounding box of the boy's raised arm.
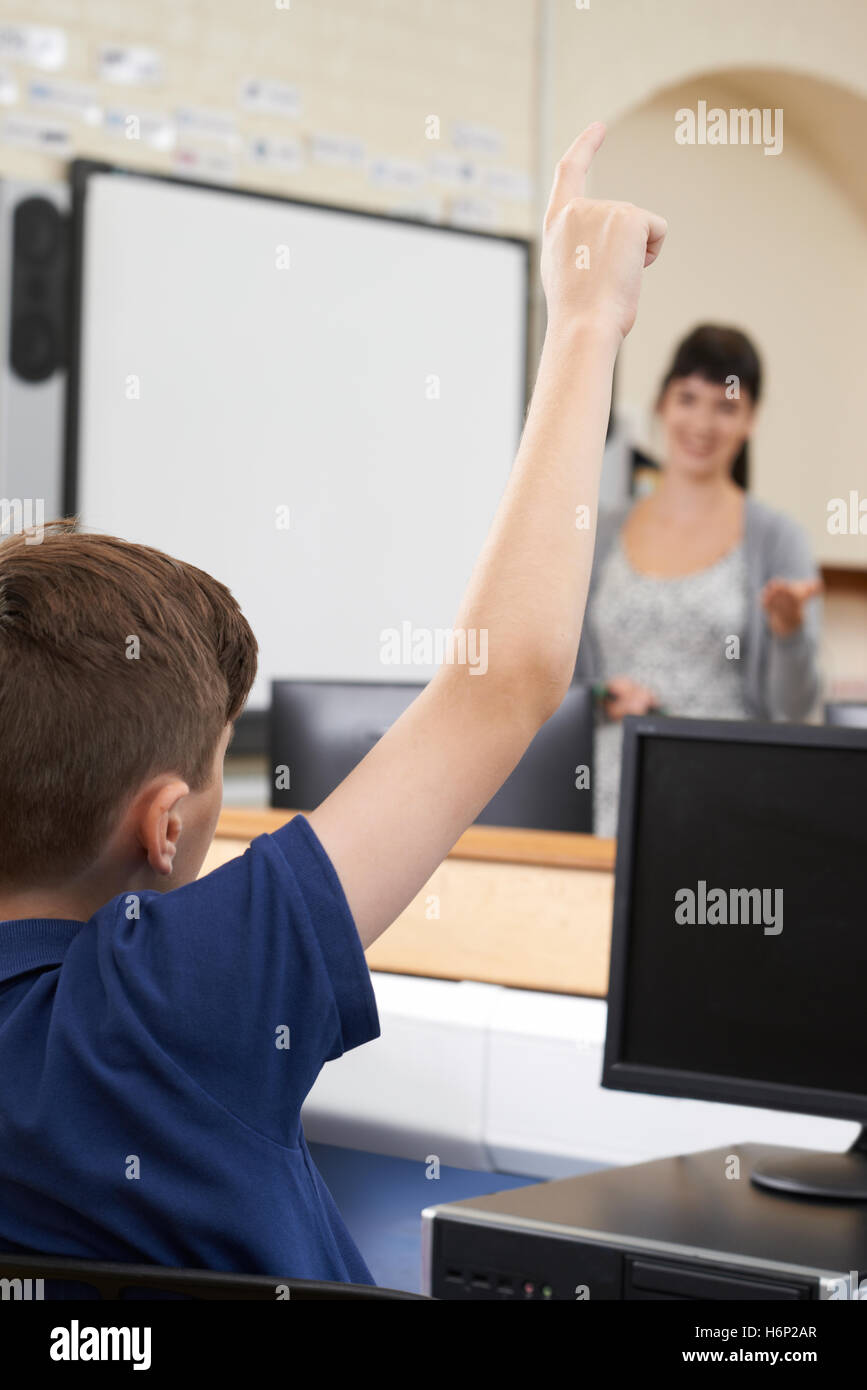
[308,124,666,949]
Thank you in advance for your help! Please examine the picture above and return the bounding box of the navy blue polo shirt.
[0,814,380,1284]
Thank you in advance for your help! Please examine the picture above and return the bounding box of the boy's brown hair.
[0,522,257,888]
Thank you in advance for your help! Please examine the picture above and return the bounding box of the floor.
[309,1141,606,1293]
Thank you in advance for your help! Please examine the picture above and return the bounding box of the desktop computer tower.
[423,1145,867,1300]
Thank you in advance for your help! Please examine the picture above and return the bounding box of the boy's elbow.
[438,640,575,731]
[491,650,574,729]
[530,657,574,724]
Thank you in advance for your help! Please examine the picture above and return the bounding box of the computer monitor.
[602,715,867,1201]
[269,679,594,832]
[477,681,593,832]
[825,701,867,729]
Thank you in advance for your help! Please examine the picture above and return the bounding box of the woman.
[575,324,822,837]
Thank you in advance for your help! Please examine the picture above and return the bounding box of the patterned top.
[592,536,749,837]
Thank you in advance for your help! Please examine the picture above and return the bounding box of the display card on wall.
[98,45,164,87]
[0,24,66,71]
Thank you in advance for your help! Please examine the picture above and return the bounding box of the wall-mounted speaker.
[0,179,68,521]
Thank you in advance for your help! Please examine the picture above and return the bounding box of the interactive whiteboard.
[68,167,528,708]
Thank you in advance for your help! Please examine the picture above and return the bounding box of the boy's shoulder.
[5,815,379,1151]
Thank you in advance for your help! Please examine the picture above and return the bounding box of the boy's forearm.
[451,316,620,713]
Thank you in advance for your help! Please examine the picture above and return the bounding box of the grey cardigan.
[574,497,823,722]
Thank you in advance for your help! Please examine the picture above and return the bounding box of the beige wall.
[544,0,867,132]
[0,0,538,232]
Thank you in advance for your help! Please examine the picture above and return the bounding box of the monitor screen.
[825,702,867,730]
[605,720,867,1114]
[270,679,594,832]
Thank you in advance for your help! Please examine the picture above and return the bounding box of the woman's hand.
[602,675,660,721]
[761,577,822,639]
[540,123,667,344]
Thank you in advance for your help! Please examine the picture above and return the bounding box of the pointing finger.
[545,123,606,224]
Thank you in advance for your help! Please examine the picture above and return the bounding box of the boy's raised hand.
[309,129,665,952]
[541,123,667,343]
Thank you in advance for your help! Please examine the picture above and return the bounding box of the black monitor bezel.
[602,715,867,1125]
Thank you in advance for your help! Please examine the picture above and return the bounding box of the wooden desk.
[202,810,616,997]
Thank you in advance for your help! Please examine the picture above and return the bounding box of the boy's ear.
[139,779,190,876]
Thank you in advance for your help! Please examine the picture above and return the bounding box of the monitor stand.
[750,1125,867,1200]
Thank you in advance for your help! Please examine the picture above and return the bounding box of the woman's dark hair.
[656,325,762,489]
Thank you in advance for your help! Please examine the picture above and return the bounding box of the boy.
[0,127,664,1283]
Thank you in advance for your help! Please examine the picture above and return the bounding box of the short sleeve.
[65,814,380,1147]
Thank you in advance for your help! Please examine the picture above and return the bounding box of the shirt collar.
[0,918,88,982]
